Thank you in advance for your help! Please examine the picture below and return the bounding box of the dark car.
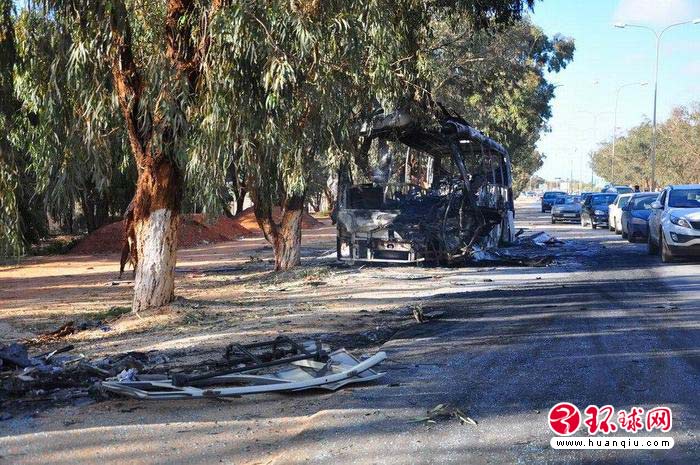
[581,193,618,229]
[541,191,566,213]
[551,195,582,223]
[621,193,658,242]
[602,185,634,194]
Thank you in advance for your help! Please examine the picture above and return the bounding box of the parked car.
[580,192,593,202]
[621,193,658,242]
[647,185,700,262]
[541,191,566,213]
[608,193,633,233]
[603,185,634,194]
[551,195,582,223]
[581,193,618,229]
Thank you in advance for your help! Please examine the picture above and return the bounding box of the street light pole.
[615,19,700,190]
[612,82,648,183]
[577,110,613,191]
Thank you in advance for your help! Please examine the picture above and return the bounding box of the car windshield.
[591,194,617,206]
[629,195,657,210]
[544,192,565,199]
[668,189,700,208]
[615,186,634,194]
[556,196,579,205]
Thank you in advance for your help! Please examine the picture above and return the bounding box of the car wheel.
[660,231,674,263]
[609,221,615,232]
[647,231,658,255]
[622,229,628,239]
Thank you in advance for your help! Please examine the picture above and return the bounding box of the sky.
[530,0,700,184]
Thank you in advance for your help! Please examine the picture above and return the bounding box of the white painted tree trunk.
[132,208,178,312]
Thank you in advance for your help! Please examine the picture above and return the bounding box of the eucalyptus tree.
[25,0,533,310]
[590,104,700,188]
[0,0,23,257]
[429,19,575,194]
[195,1,536,270]
[13,7,134,233]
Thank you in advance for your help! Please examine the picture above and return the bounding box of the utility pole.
[615,19,700,190]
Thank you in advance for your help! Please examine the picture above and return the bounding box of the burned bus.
[336,109,515,265]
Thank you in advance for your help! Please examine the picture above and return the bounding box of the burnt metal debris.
[2,336,385,407]
[337,107,515,265]
[101,336,386,400]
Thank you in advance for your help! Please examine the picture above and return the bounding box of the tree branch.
[109,0,149,166]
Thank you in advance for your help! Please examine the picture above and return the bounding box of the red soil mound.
[231,207,322,233]
[69,214,253,255]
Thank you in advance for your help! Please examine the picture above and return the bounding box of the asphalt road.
[2,199,698,465]
[276,199,700,464]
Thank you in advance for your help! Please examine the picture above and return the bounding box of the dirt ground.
[1,220,407,354]
[0,217,518,360]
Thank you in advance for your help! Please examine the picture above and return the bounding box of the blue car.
[541,191,566,213]
[621,193,658,242]
[581,193,618,229]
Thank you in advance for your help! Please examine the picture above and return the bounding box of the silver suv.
[647,185,700,262]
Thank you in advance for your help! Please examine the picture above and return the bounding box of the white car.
[608,193,632,234]
[647,185,700,262]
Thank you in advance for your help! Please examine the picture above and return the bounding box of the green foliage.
[429,18,574,195]
[590,103,700,189]
[4,0,540,256]
[0,0,23,257]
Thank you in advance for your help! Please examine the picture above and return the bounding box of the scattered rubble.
[412,403,478,426]
[101,336,386,400]
[1,336,386,409]
[24,322,77,345]
[469,231,565,267]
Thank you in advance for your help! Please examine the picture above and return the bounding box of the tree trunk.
[108,0,208,312]
[235,188,246,215]
[272,194,304,271]
[132,207,178,311]
[131,159,181,312]
[251,192,305,271]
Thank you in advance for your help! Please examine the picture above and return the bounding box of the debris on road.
[470,245,554,267]
[468,230,565,267]
[24,322,77,345]
[0,342,32,369]
[412,403,478,426]
[521,231,564,247]
[101,336,386,400]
